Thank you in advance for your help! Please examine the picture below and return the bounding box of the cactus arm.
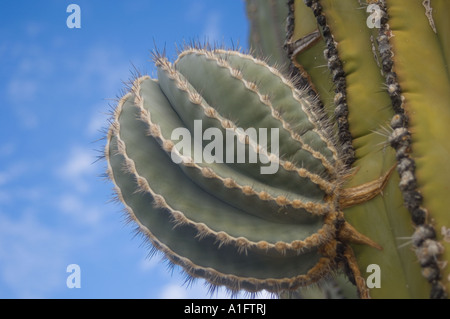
[104,44,389,293]
[105,40,397,296]
[124,77,332,248]
[106,85,336,293]
[138,76,333,245]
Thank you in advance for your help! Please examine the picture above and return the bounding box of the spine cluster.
[376,0,446,299]
[303,0,356,169]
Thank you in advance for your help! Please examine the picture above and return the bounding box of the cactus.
[104,0,449,299]
[104,47,397,296]
[283,0,450,298]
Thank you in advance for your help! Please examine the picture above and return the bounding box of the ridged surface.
[285,0,449,298]
[105,49,354,293]
[385,0,450,297]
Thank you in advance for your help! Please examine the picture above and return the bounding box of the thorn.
[339,222,383,250]
[339,164,396,209]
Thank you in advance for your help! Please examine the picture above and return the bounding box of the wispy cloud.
[157,279,275,299]
[4,38,57,130]
[7,78,38,102]
[183,2,223,44]
[0,159,44,206]
[6,79,40,129]
[138,256,160,273]
[202,11,222,44]
[57,193,104,226]
[56,146,98,193]
[86,107,109,138]
[0,212,69,298]
[160,283,190,299]
[71,46,132,98]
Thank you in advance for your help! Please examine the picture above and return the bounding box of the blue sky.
[0,0,263,298]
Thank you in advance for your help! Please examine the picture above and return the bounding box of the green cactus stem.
[379,0,450,298]
[105,47,394,296]
[284,0,449,298]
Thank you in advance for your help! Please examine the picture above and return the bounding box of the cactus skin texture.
[105,47,394,296]
[246,0,290,69]
[283,0,450,298]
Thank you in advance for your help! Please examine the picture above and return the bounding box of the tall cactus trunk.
[283,0,450,298]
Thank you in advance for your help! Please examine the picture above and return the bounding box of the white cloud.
[56,193,104,226]
[202,11,222,44]
[0,212,69,298]
[5,45,56,130]
[57,193,104,226]
[72,46,132,97]
[160,283,189,299]
[7,78,40,130]
[86,105,110,138]
[157,278,277,299]
[57,146,97,192]
[62,147,94,177]
[8,78,38,102]
[138,256,160,273]
[0,160,44,206]
[157,279,266,299]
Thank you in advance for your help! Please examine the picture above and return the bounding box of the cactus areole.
[104,47,397,297]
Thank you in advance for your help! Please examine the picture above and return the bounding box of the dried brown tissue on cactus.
[104,45,396,295]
